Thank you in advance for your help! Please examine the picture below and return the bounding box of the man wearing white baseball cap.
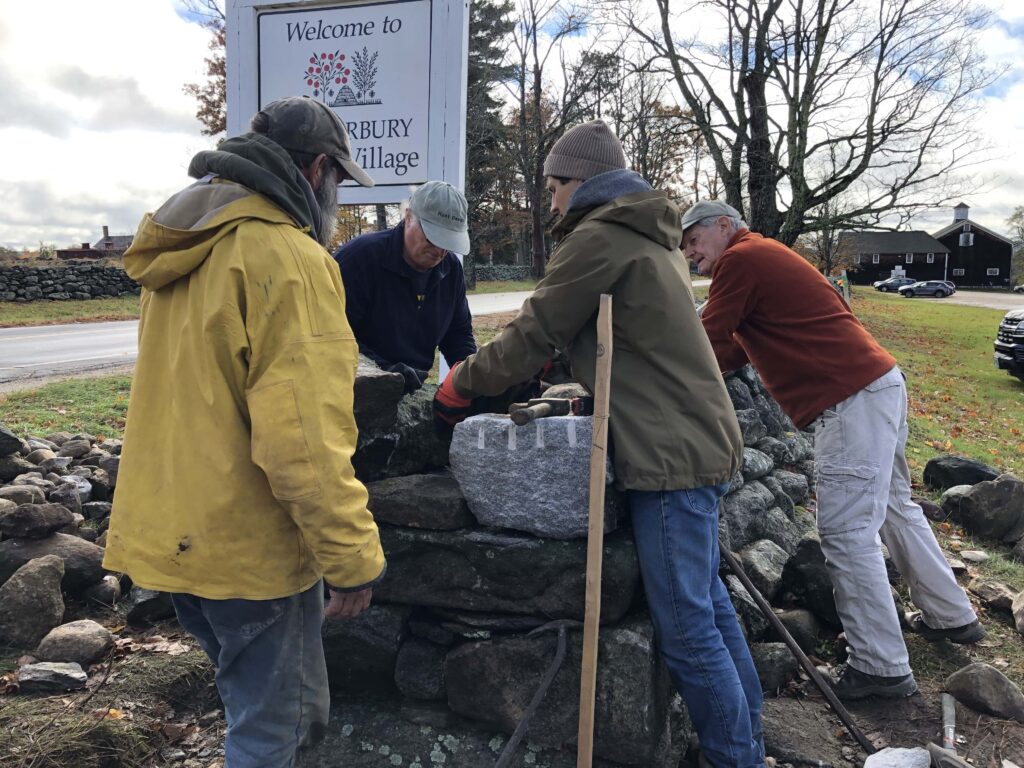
[334,180,476,393]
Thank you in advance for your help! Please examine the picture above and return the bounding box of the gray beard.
[314,169,338,248]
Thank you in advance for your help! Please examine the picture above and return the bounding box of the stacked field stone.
[330,363,823,766]
[0,358,830,765]
[0,264,139,302]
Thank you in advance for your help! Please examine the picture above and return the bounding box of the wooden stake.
[577,294,613,768]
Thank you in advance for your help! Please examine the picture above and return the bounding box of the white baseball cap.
[409,181,470,254]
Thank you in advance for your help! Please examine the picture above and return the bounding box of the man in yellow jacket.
[104,96,386,767]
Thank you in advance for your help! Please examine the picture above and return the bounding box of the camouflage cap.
[255,95,374,187]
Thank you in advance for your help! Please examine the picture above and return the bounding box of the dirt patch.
[764,680,1024,766]
[0,364,136,395]
[0,616,219,768]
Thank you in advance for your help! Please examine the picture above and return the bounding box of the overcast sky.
[0,0,1022,250]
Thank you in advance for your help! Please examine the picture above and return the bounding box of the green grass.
[0,295,140,327]
[0,281,525,327]
[467,279,538,294]
[851,287,1024,481]
[0,376,132,438]
[851,286,1024,687]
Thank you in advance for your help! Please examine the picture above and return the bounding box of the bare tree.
[599,62,698,199]
[794,200,860,276]
[502,0,620,276]
[614,0,1003,244]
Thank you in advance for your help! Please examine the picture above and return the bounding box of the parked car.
[994,308,1024,382]
[1014,284,1024,293]
[898,280,955,298]
[873,276,916,292]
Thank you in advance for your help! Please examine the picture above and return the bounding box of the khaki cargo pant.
[813,366,977,677]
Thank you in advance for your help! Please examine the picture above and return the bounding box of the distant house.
[842,203,1013,286]
[56,225,133,260]
[839,231,949,285]
[930,203,1013,288]
[92,225,133,255]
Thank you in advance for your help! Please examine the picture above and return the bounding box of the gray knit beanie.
[543,120,627,180]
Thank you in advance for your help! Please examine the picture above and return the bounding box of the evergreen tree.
[465,0,516,266]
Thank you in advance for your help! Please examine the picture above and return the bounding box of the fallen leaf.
[91,707,126,720]
[1,672,19,695]
[146,640,190,656]
[161,723,197,741]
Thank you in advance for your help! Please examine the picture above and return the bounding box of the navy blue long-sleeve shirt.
[333,223,476,372]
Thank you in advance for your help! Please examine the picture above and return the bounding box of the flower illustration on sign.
[302,51,350,103]
[331,47,382,107]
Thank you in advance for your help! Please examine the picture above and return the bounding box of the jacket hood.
[568,169,652,211]
[553,170,681,250]
[124,179,297,291]
[124,134,321,291]
[189,133,324,240]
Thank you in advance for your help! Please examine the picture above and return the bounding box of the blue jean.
[629,486,765,768]
[172,581,330,768]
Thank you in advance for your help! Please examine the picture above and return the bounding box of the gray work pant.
[813,366,977,677]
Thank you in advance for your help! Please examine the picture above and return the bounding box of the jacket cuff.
[326,561,387,593]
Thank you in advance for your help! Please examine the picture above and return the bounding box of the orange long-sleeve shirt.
[700,229,896,429]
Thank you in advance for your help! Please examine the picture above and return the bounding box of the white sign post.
[226,0,469,203]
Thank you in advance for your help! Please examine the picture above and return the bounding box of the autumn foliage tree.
[182,0,227,136]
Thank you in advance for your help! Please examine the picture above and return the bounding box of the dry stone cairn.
[332,364,823,766]
[5,358,1023,759]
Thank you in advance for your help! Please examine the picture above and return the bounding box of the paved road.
[0,321,140,384]
[0,281,713,385]
[934,289,1024,311]
[0,291,535,384]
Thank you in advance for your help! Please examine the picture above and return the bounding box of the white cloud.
[0,1,214,249]
[0,0,1021,248]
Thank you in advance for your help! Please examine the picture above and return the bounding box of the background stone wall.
[473,265,534,282]
[0,265,139,302]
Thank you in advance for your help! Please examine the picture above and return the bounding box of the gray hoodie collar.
[567,169,652,213]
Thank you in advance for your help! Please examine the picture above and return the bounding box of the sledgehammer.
[508,396,594,426]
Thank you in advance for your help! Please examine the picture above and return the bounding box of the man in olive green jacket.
[105,97,384,768]
[433,120,765,768]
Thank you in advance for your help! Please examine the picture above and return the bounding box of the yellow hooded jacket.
[103,177,385,599]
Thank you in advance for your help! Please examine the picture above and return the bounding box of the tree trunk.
[530,172,546,278]
[376,204,388,232]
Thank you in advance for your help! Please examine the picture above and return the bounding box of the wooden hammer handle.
[510,402,553,426]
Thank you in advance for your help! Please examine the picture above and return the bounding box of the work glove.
[386,362,429,395]
[433,363,472,432]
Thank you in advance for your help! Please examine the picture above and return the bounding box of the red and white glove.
[433,363,473,429]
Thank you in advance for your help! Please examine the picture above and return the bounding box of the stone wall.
[473,265,534,282]
[330,362,825,765]
[0,359,830,767]
[0,264,139,302]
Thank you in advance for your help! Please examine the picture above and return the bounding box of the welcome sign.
[228,0,468,204]
[258,1,431,186]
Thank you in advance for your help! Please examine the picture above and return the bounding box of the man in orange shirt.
[687,200,982,700]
